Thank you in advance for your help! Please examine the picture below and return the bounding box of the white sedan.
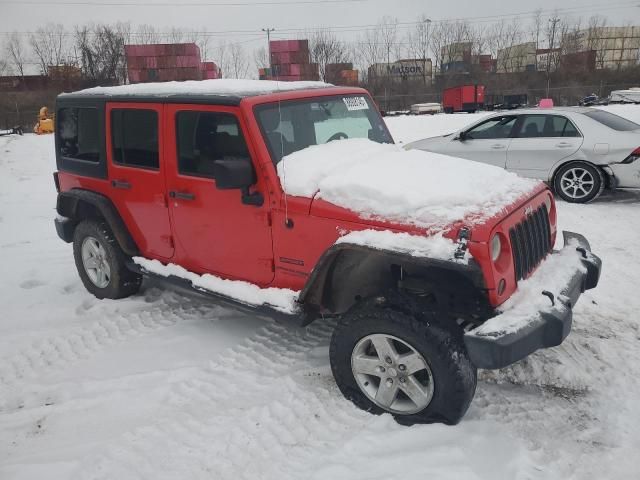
[406,107,640,203]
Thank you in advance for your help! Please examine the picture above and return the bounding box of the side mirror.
[213,157,256,190]
[213,157,263,206]
[457,130,468,141]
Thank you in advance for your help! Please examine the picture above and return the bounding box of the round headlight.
[491,234,502,262]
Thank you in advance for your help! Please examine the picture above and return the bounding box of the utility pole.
[262,27,275,76]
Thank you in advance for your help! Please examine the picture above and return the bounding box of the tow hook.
[454,227,471,260]
[542,290,555,306]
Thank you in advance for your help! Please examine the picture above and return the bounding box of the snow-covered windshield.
[255,95,393,164]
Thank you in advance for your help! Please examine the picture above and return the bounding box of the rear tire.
[553,161,604,204]
[330,297,477,425]
[73,219,142,299]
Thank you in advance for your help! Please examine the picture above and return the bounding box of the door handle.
[491,144,506,149]
[555,142,572,147]
[169,191,196,201]
[111,179,131,189]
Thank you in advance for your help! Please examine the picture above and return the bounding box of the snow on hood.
[63,79,331,97]
[278,138,540,228]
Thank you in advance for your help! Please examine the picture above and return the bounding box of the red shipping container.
[442,85,485,113]
[269,40,288,53]
[184,43,199,56]
[289,64,301,76]
[145,57,158,68]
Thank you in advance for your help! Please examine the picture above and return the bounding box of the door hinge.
[266,211,272,226]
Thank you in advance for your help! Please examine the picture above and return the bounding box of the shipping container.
[442,85,485,113]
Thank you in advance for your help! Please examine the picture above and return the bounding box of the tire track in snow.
[72,319,376,480]
[0,288,229,407]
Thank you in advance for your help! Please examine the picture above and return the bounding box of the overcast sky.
[1,0,638,54]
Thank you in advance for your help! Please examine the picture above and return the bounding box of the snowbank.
[336,229,464,262]
[278,138,539,229]
[133,257,299,314]
[385,111,491,144]
[63,79,331,97]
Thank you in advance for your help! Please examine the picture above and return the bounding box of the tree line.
[0,11,635,86]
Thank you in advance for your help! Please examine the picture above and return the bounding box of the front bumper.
[464,231,602,369]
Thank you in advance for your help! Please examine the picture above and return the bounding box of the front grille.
[509,205,552,282]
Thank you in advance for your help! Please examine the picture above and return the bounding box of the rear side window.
[584,110,640,131]
[176,111,249,178]
[516,115,581,138]
[111,109,159,169]
[58,107,100,162]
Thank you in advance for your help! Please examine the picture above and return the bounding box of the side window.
[176,111,250,178]
[466,116,516,139]
[517,115,582,138]
[58,107,100,162]
[556,116,581,137]
[517,115,547,138]
[111,109,159,169]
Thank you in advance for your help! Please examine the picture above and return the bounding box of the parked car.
[53,80,600,425]
[410,102,442,115]
[406,107,640,203]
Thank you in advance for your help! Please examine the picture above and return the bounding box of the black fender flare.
[56,189,139,256]
[298,243,488,325]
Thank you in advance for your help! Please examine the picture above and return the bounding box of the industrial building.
[496,42,537,73]
[368,59,432,84]
[576,26,640,70]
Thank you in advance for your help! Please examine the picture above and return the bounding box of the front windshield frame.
[253,94,394,165]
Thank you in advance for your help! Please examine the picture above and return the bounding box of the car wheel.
[553,161,604,204]
[73,219,142,299]
[330,297,477,425]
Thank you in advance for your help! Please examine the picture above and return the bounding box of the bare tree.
[0,54,8,76]
[75,23,128,84]
[30,23,69,75]
[488,18,522,73]
[531,8,543,69]
[136,24,161,44]
[184,28,211,60]
[407,15,432,83]
[308,28,349,81]
[586,15,607,69]
[253,46,268,71]
[228,42,249,78]
[379,16,400,65]
[6,32,28,77]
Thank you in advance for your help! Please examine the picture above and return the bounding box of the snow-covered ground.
[2,107,640,479]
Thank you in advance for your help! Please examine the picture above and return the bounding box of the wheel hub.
[81,236,111,289]
[351,333,434,415]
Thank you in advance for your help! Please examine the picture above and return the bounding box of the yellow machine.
[34,106,55,135]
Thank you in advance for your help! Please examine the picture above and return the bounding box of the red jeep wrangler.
[53,80,601,425]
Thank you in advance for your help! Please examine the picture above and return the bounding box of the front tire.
[330,297,477,425]
[73,220,142,299]
[553,161,604,203]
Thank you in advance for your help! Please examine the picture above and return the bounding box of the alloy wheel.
[559,167,595,200]
[351,333,434,414]
[81,236,111,288]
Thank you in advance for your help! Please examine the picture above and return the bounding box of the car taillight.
[53,171,60,192]
[622,147,640,164]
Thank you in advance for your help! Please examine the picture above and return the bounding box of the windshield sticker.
[343,97,369,111]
